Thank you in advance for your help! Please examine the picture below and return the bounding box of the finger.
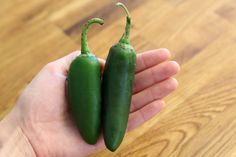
[135,48,170,73]
[133,61,180,93]
[55,51,81,71]
[127,100,164,131]
[130,77,178,112]
[45,51,80,76]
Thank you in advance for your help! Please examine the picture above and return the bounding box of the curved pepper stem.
[116,2,131,44]
[81,18,104,55]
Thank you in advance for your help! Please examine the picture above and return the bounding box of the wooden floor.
[1,0,236,156]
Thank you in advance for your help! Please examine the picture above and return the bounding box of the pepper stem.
[116,2,131,44]
[81,18,104,54]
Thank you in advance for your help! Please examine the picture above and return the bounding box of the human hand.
[9,49,180,157]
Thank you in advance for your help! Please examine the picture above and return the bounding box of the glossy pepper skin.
[68,18,103,144]
[102,3,136,151]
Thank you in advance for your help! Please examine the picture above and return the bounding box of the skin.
[3,48,180,157]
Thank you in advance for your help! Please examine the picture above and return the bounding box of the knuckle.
[44,62,58,74]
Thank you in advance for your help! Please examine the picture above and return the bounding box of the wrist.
[0,107,36,157]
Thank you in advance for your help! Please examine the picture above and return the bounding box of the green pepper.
[102,2,136,151]
[68,18,104,144]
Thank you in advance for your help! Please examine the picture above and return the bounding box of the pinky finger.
[127,100,164,131]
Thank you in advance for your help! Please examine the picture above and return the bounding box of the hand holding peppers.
[0,2,180,157]
[2,48,179,157]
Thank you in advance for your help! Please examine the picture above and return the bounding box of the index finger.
[135,48,171,73]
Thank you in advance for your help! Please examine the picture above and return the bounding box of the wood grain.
[0,0,236,156]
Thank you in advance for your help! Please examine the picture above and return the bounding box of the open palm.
[16,49,180,157]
